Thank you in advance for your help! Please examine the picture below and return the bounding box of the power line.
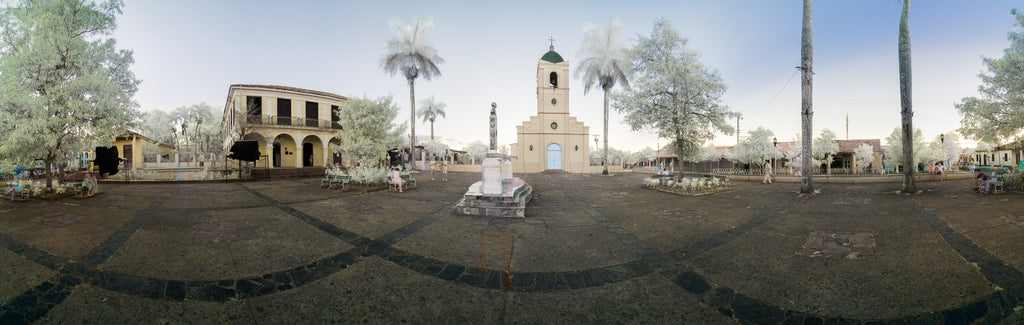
[749,69,799,121]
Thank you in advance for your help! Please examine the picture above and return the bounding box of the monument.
[455,103,533,218]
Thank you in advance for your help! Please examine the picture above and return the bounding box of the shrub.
[1002,169,1024,189]
[350,165,388,185]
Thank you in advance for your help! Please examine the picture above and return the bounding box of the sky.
[110,0,1021,152]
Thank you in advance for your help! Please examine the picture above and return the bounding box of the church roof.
[541,45,564,63]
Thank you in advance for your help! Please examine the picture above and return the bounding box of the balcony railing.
[245,115,341,130]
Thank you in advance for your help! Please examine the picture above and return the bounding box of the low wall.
[444,164,626,174]
[720,172,973,183]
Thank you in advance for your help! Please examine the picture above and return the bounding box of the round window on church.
[551,98,557,105]
[550,122,558,130]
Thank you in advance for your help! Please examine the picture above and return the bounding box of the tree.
[0,0,140,189]
[956,9,1024,144]
[800,0,815,193]
[812,129,839,174]
[331,96,406,166]
[729,127,782,178]
[421,140,449,161]
[168,103,220,157]
[634,147,657,166]
[464,142,488,164]
[885,127,926,172]
[898,0,916,193]
[140,110,175,145]
[381,16,444,170]
[417,95,446,140]
[614,19,736,163]
[853,143,875,174]
[577,18,631,175]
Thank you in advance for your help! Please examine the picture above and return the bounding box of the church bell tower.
[537,45,570,115]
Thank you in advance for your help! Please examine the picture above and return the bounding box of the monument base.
[455,177,533,218]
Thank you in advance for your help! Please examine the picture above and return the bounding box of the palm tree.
[417,95,446,140]
[381,17,444,170]
[800,0,815,194]
[898,0,916,193]
[576,19,630,175]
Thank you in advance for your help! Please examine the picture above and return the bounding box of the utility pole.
[846,114,849,140]
[736,115,742,144]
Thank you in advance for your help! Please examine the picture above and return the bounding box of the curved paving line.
[4,181,1021,324]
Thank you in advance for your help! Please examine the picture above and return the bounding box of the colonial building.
[514,45,590,173]
[112,131,175,170]
[221,84,347,168]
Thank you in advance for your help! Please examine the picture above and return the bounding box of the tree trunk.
[899,0,916,193]
[408,78,418,170]
[430,121,435,141]
[602,87,610,175]
[800,0,815,193]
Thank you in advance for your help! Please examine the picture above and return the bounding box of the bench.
[400,174,417,188]
[330,175,351,190]
[7,184,29,201]
[72,181,97,198]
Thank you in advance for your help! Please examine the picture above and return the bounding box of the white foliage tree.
[464,142,488,164]
[813,129,839,173]
[577,18,631,175]
[634,147,657,166]
[853,143,875,174]
[729,127,782,176]
[381,16,444,170]
[421,140,449,161]
[885,127,927,172]
[0,0,141,188]
[331,96,406,166]
[613,19,735,161]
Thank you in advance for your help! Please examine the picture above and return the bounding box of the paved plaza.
[1,171,1024,324]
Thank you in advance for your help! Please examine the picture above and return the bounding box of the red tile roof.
[231,84,348,101]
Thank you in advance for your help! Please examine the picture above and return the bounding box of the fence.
[245,115,341,130]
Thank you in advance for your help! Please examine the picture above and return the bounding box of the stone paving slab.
[4,173,1024,323]
[0,204,135,261]
[292,194,447,240]
[98,207,353,281]
[41,284,255,324]
[0,248,57,304]
[689,203,996,319]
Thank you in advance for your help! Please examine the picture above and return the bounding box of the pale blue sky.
[112,0,1020,151]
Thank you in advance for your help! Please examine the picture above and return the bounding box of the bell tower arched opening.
[549,72,558,88]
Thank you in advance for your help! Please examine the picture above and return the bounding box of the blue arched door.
[546,143,562,170]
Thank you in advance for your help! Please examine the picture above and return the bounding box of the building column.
[322,142,331,167]
[266,144,275,169]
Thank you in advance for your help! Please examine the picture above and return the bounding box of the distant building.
[513,45,590,173]
[659,139,884,174]
[112,131,175,170]
[221,84,347,168]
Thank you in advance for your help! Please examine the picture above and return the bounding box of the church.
[513,45,591,173]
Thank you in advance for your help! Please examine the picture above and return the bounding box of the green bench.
[400,174,417,188]
[6,184,29,201]
[322,175,351,190]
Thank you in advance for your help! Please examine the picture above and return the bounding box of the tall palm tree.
[417,95,446,140]
[576,19,630,175]
[381,17,444,169]
[898,0,916,193]
[800,0,815,194]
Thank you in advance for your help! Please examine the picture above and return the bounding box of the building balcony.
[245,115,341,130]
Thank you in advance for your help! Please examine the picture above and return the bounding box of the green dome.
[541,46,564,63]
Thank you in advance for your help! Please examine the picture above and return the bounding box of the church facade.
[514,46,590,173]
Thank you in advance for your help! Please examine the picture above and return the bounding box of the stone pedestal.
[455,177,533,218]
[481,157,502,195]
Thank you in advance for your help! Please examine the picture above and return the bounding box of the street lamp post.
[772,137,778,177]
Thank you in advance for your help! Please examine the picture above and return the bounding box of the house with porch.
[220,84,348,169]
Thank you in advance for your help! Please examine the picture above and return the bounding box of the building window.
[305,101,319,127]
[331,105,341,129]
[246,96,262,124]
[143,154,156,163]
[277,98,291,125]
[549,71,558,88]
